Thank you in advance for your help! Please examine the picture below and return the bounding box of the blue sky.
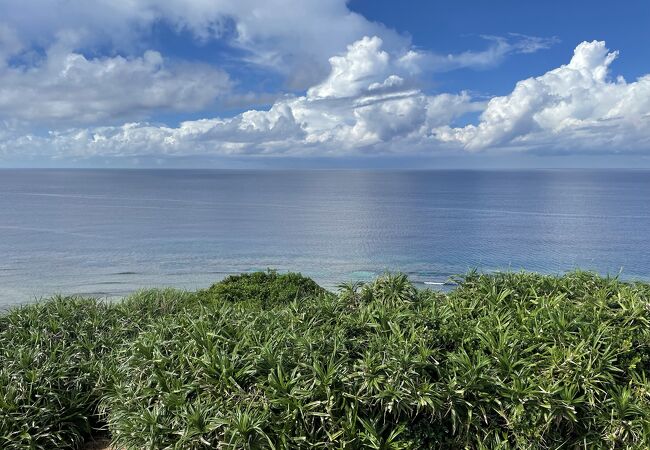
[0,0,649,167]
[351,1,650,89]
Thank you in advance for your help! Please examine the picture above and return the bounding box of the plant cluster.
[0,289,199,449]
[198,270,327,308]
[2,271,650,449]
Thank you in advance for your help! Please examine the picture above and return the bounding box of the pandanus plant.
[2,271,650,449]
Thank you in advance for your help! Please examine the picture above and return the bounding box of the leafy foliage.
[198,270,328,308]
[2,271,650,449]
[0,289,198,449]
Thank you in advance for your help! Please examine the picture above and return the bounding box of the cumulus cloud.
[0,0,408,89]
[0,0,562,134]
[0,0,407,126]
[0,0,558,91]
[437,40,650,152]
[1,37,648,164]
[0,36,481,159]
[307,37,392,99]
[0,42,231,124]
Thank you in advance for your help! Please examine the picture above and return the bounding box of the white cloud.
[0,35,231,124]
[400,34,560,74]
[437,41,650,152]
[307,37,391,99]
[0,24,23,67]
[0,0,557,91]
[2,37,648,164]
[0,36,480,159]
[0,0,408,89]
[0,0,561,134]
[0,0,409,126]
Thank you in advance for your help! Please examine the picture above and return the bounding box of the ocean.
[1,169,649,307]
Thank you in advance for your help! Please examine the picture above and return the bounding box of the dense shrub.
[429,271,650,448]
[2,271,650,449]
[0,289,197,450]
[104,272,650,449]
[198,270,329,307]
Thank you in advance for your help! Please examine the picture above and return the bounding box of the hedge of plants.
[2,270,650,449]
[0,288,198,449]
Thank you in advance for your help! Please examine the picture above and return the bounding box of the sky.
[0,0,649,168]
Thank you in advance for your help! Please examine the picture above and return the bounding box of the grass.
[2,270,650,448]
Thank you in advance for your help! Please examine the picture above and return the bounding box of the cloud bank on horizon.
[0,0,648,165]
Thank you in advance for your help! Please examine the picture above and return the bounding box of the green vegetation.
[199,271,327,308]
[2,270,650,449]
[0,289,197,449]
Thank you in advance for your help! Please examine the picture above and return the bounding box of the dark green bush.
[198,270,329,307]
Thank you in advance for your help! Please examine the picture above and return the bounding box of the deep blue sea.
[1,169,649,307]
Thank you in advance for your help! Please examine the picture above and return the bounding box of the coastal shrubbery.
[2,271,650,448]
[0,289,199,449]
[198,270,327,308]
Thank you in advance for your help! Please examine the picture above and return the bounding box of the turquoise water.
[1,169,649,306]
